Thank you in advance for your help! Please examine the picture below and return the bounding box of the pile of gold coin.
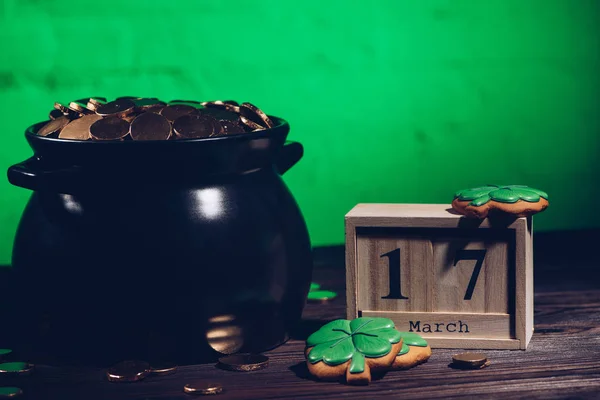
[36,97,276,141]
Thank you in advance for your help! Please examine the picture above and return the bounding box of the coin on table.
[69,101,93,115]
[0,387,23,398]
[173,114,221,139]
[90,117,130,141]
[307,290,338,303]
[183,382,223,395]
[130,112,172,140]
[149,362,177,376]
[160,104,197,121]
[451,353,488,369]
[95,99,135,117]
[218,120,245,136]
[59,114,103,140]
[133,98,167,110]
[0,362,34,375]
[106,360,151,382]
[49,108,64,120]
[239,116,266,131]
[37,116,69,137]
[217,354,269,372]
[239,102,274,128]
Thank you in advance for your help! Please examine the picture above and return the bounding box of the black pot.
[6,116,312,366]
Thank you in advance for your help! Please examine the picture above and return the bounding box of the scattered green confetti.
[0,362,28,372]
[0,386,22,397]
[307,290,338,301]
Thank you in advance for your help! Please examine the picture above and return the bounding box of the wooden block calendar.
[345,204,534,350]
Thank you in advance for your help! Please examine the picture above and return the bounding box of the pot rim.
[25,115,289,146]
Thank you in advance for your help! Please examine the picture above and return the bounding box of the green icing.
[0,387,22,396]
[348,352,365,374]
[309,282,321,291]
[306,317,401,374]
[397,342,410,356]
[454,185,548,206]
[0,362,28,372]
[307,290,337,301]
[0,349,11,356]
[399,332,428,347]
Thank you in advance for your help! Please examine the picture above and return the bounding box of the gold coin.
[173,114,220,139]
[133,98,166,110]
[150,362,177,376]
[54,102,72,116]
[218,120,245,135]
[49,109,64,120]
[452,352,488,369]
[0,386,23,398]
[95,99,135,117]
[0,362,34,375]
[87,98,106,111]
[130,112,172,140]
[183,382,223,395]
[217,354,269,372]
[89,117,130,141]
[160,104,196,122]
[37,116,69,137]
[106,360,151,383]
[239,102,274,128]
[68,101,93,115]
[202,100,240,114]
[59,114,103,140]
[239,116,265,131]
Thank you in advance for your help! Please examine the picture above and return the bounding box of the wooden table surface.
[1,230,599,399]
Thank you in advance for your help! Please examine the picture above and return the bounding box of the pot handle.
[7,156,80,192]
[276,141,303,175]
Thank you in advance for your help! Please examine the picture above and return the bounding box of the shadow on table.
[289,361,389,385]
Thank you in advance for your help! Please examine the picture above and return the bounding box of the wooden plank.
[346,204,523,230]
[356,234,433,312]
[345,218,358,320]
[525,216,534,347]
[514,217,528,349]
[361,310,512,340]
[432,236,511,314]
[420,337,521,350]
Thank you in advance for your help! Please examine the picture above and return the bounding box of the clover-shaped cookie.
[305,317,402,385]
[452,185,548,218]
[392,332,431,369]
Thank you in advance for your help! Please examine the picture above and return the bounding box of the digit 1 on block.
[380,248,408,300]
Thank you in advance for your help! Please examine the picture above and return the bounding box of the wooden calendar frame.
[345,204,534,350]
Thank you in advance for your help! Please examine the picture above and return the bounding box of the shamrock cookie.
[452,185,548,218]
[392,332,431,369]
[305,317,402,385]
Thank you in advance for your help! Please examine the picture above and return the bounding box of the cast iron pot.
[6,116,312,366]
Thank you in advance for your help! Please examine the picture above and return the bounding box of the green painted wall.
[1,0,599,265]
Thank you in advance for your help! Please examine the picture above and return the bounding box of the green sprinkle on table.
[0,386,22,397]
[307,290,338,302]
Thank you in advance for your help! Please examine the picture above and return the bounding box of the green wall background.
[1,0,599,265]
